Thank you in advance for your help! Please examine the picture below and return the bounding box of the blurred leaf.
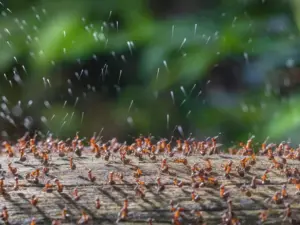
[176,47,216,83]
[264,96,300,139]
[34,12,98,67]
[290,0,300,26]
[0,45,16,71]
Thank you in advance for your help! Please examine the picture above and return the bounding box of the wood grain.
[0,150,299,225]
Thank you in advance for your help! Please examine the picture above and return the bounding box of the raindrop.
[243,52,249,63]
[186,110,191,118]
[60,121,66,130]
[156,68,160,81]
[73,97,79,107]
[47,79,51,87]
[197,90,202,97]
[13,73,22,85]
[206,36,211,44]
[163,60,169,72]
[7,115,16,126]
[189,84,196,96]
[24,116,34,129]
[127,41,133,55]
[127,116,133,126]
[118,70,122,85]
[179,99,186,107]
[121,55,126,62]
[2,96,8,103]
[286,59,294,68]
[179,38,186,50]
[171,25,175,40]
[108,11,112,21]
[1,103,9,113]
[177,125,184,137]
[128,100,134,113]
[69,112,75,125]
[12,105,22,117]
[241,103,249,112]
[167,114,169,130]
[81,112,84,124]
[180,86,187,97]
[111,51,116,59]
[22,65,27,74]
[194,24,197,37]
[68,88,72,96]
[27,100,33,107]
[170,91,175,104]
[4,28,10,35]
[44,101,51,108]
[62,113,69,121]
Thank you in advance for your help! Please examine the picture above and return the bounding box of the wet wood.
[0,152,299,225]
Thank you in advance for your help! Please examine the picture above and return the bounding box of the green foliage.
[1,0,300,143]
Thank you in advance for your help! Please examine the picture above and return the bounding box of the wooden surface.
[0,149,300,225]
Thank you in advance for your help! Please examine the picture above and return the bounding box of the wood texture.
[0,150,299,225]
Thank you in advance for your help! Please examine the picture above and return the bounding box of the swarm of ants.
[0,132,299,225]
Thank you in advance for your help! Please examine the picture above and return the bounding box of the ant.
[88,169,96,182]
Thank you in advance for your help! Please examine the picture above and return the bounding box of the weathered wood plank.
[0,148,299,225]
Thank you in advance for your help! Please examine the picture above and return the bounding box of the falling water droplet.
[177,126,184,137]
[170,91,175,105]
[44,101,51,108]
[180,86,187,97]
[81,112,84,124]
[167,114,169,130]
[186,110,191,118]
[118,70,122,85]
[128,100,134,113]
[179,38,186,50]
[194,24,197,37]
[163,60,169,72]
[171,25,175,40]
